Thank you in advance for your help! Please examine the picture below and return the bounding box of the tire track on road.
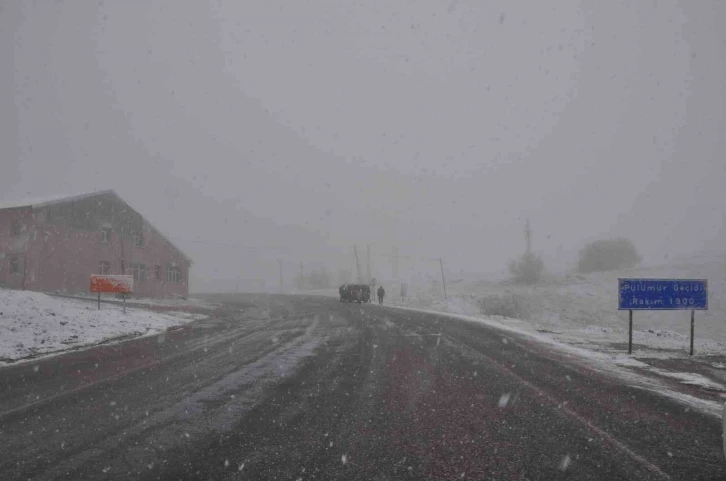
[0,325,259,423]
[440,331,672,479]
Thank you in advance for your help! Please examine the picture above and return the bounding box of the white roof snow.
[0,190,114,210]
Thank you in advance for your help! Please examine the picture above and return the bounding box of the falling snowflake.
[102,467,110,473]
[502,338,508,344]
[341,454,347,465]
[498,393,511,408]
[224,459,230,468]
[33,365,39,372]
[559,454,571,471]
[238,462,245,471]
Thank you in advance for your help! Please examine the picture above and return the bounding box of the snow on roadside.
[389,303,725,417]
[0,289,207,364]
[59,293,218,310]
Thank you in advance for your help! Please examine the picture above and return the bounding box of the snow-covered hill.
[389,255,726,357]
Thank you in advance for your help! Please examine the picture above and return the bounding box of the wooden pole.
[354,246,362,283]
[439,257,447,300]
[98,292,101,310]
[628,310,633,354]
[278,260,283,294]
[21,251,27,291]
[690,310,695,356]
[366,244,371,284]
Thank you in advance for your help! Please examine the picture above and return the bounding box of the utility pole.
[354,246,363,283]
[119,226,126,275]
[439,257,447,299]
[366,244,371,284]
[278,260,283,294]
[525,218,532,255]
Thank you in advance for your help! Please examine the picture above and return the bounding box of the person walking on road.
[377,285,385,305]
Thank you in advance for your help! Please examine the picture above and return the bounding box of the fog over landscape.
[3,0,725,292]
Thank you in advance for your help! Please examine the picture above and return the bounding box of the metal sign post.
[628,310,633,355]
[618,278,708,355]
[690,309,695,356]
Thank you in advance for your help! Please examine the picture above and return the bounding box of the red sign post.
[90,275,133,312]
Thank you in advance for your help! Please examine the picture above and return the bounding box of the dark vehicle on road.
[339,284,371,303]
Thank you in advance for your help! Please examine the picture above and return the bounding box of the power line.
[376,252,440,263]
[185,240,289,250]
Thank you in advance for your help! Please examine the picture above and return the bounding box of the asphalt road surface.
[0,295,724,480]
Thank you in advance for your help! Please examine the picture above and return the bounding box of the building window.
[131,263,146,282]
[154,265,162,281]
[99,261,111,275]
[10,256,19,275]
[101,227,111,244]
[131,230,144,247]
[12,222,23,236]
[166,266,182,283]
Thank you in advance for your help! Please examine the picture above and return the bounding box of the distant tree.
[336,269,351,286]
[508,252,545,284]
[308,267,332,289]
[294,271,305,290]
[577,238,640,274]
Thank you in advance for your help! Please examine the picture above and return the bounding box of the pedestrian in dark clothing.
[377,286,385,305]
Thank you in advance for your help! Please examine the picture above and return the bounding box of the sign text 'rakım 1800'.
[618,278,708,356]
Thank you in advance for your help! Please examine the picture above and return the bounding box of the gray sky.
[2,0,725,290]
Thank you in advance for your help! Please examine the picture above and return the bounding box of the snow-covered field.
[0,289,207,364]
[386,256,726,359]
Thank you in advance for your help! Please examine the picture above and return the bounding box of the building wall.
[0,207,33,290]
[0,194,190,297]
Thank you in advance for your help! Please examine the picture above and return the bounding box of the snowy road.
[0,295,723,480]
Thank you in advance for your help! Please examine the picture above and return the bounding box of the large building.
[0,190,191,298]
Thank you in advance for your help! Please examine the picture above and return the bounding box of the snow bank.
[61,293,217,310]
[0,289,207,364]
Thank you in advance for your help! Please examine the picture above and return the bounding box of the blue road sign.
[619,278,708,310]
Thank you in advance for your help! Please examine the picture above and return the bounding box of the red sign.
[90,275,134,293]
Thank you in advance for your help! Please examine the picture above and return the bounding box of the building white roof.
[0,190,115,210]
